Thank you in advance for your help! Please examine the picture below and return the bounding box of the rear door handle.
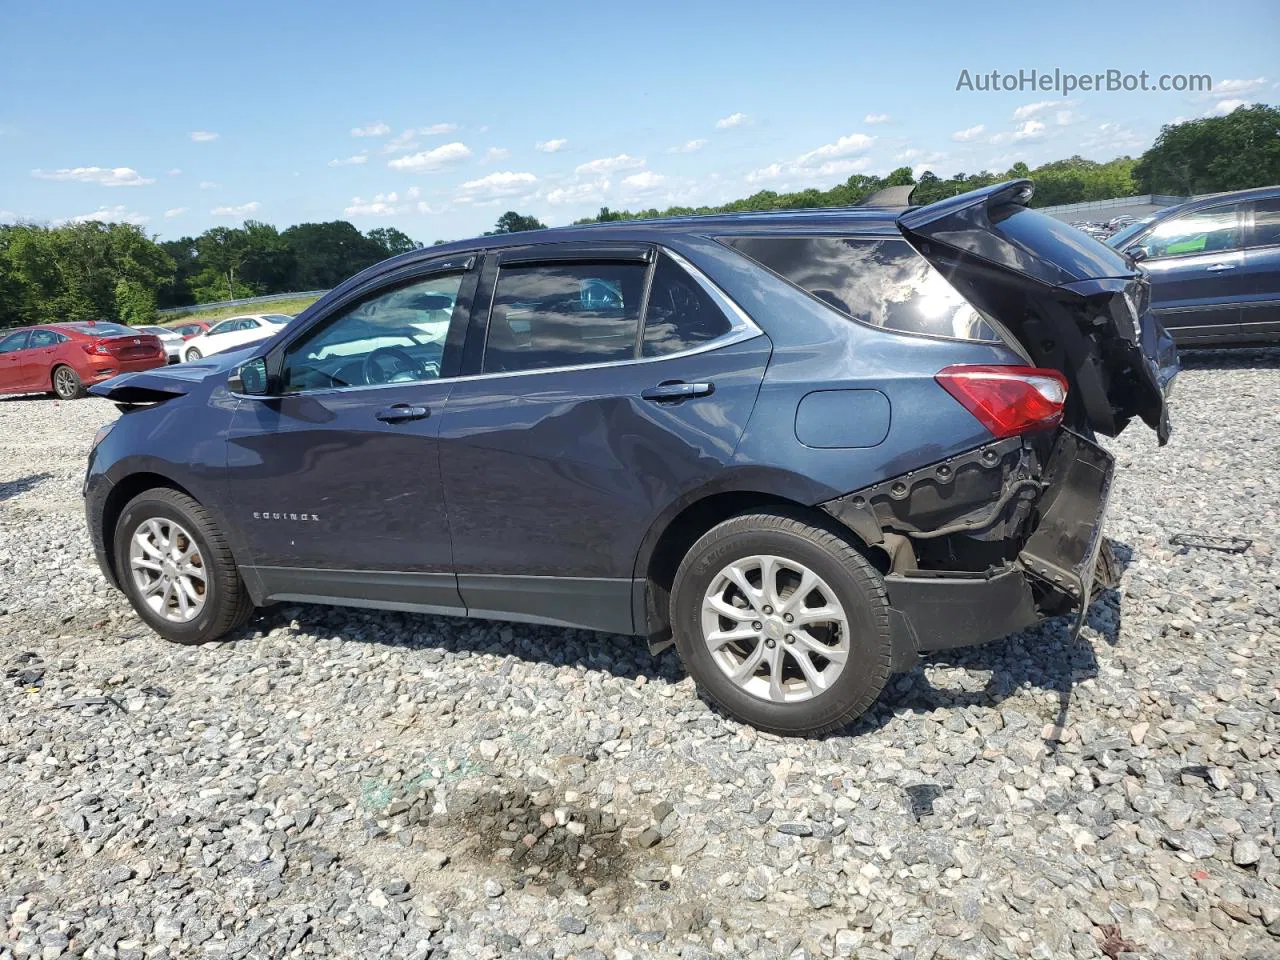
[641,380,715,402]
[375,403,430,423]
[1206,262,1237,272]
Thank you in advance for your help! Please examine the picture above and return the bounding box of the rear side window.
[1249,197,1280,249]
[724,236,1001,342]
[28,329,62,348]
[642,253,733,357]
[483,262,646,373]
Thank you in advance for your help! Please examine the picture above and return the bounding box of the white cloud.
[31,166,154,187]
[211,201,260,217]
[1055,109,1079,126]
[716,112,750,129]
[189,131,218,142]
[667,138,708,153]
[1013,119,1046,141]
[59,205,150,226]
[328,154,369,167]
[416,201,434,214]
[481,147,511,163]
[407,186,421,199]
[381,129,420,155]
[795,133,875,166]
[864,113,891,124]
[952,124,985,142]
[345,192,405,216]
[575,154,644,175]
[199,180,219,190]
[1202,77,1266,100]
[457,171,538,198]
[421,123,457,135]
[1207,98,1248,116]
[351,122,391,137]
[745,132,875,186]
[545,178,610,206]
[622,171,666,190]
[388,141,472,172]
[163,207,187,218]
[536,138,568,153]
[168,168,182,176]
[1013,100,1066,120]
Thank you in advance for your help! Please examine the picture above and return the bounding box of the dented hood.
[88,348,247,404]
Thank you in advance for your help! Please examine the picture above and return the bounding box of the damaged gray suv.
[85,180,1178,735]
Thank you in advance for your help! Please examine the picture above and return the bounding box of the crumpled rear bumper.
[882,430,1115,662]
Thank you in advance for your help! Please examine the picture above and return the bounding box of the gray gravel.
[2,351,1279,960]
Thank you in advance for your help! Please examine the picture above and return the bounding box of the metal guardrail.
[157,289,328,317]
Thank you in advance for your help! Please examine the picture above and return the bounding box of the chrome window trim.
[261,246,764,398]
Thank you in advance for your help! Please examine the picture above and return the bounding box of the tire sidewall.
[53,366,81,400]
[672,522,891,735]
[186,349,201,362]
[114,495,224,643]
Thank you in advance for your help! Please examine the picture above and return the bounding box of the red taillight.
[935,365,1068,438]
[82,340,112,355]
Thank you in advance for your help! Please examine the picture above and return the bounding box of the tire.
[670,510,893,736]
[51,365,85,400]
[112,488,254,644]
[185,348,202,362]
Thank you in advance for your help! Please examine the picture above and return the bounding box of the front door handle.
[1206,262,1237,272]
[375,403,430,423]
[641,380,715,403]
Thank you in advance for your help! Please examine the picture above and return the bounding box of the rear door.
[1239,195,1280,341]
[1134,202,1245,342]
[438,244,770,633]
[0,330,31,393]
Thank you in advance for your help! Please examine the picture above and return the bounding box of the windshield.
[1106,217,1157,249]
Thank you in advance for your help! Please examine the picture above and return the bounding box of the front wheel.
[670,511,893,736]
[113,488,254,644]
[185,347,203,362]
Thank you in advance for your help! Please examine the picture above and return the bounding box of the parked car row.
[0,314,294,398]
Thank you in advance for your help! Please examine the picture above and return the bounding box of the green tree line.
[2,104,1275,331]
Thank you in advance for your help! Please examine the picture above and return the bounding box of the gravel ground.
[2,351,1278,960]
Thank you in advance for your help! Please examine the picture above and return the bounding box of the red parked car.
[163,319,211,340]
[0,322,167,399]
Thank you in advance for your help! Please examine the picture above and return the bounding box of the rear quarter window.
[723,236,1002,342]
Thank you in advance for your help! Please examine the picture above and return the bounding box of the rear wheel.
[670,511,893,736]
[185,347,203,362]
[113,488,253,644]
[51,365,84,400]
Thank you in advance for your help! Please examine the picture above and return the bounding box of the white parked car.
[181,314,291,363]
[133,325,186,364]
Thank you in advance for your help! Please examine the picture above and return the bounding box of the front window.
[482,261,646,374]
[281,272,463,392]
[724,236,1002,342]
[1140,205,1240,259]
[0,331,30,353]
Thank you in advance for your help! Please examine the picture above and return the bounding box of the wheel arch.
[633,470,884,644]
[99,472,198,586]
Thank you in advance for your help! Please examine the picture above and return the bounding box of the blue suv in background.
[84,180,1177,736]
[1107,184,1280,345]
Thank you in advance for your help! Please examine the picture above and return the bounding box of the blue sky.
[1,0,1276,244]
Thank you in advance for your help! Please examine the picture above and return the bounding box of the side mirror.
[228,357,270,396]
[1127,245,1149,263]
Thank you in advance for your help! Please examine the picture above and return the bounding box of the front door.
[0,330,31,393]
[1137,202,1247,342]
[225,261,477,613]
[438,245,771,634]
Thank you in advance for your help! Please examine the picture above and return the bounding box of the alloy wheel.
[700,554,851,703]
[53,367,78,399]
[128,517,208,623]
[186,348,202,362]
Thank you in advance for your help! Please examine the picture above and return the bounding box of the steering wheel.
[363,346,427,385]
